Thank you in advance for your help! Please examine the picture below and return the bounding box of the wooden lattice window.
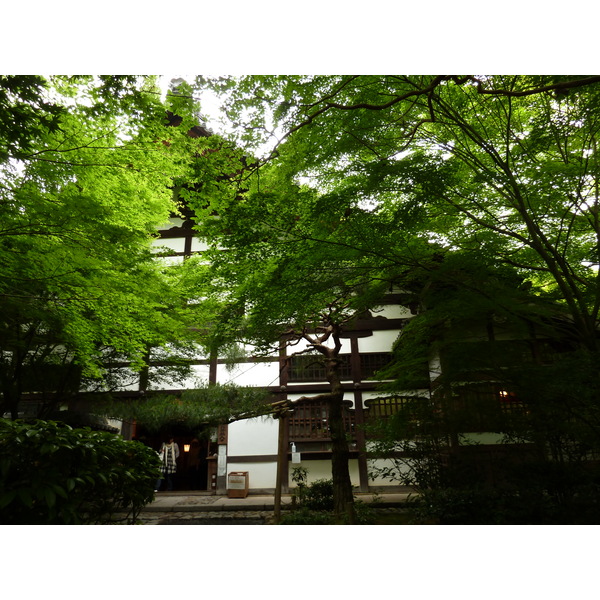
[498,389,526,415]
[365,396,413,419]
[288,398,355,440]
[450,383,527,432]
[360,353,392,379]
[287,354,352,382]
[287,352,392,382]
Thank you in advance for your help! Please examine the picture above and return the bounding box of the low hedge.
[0,419,161,524]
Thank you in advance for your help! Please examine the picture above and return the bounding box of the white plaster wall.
[286,338,352,356]
[460,432,505,445]
[226,462,277,490]
[158,217,184,230]
[153,344,209,361]
[360,391,388,404]
[216,360,280,387]
[147,363,212,390]
[288,459,361,487]
[107,418,124,433]
[190,237,209,252]
[152,237,186,253]
[367,457,412,486]
[155,255,184,266]
[429,353,442,382]
[227,416,279,456]
[87,368,139,392]
[245,342,277,354]
[371,305,414,319]
[358,329,401,353]
[360,390,430,407]
[360,390,428,410]
[286,391,356,409]
[115,373,141,391]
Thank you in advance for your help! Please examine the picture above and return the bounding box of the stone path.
[165,495,220,507]
[135,505,409,525]
[139,510,274,525]
[114,490,415,524]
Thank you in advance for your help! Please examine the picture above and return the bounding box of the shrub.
[290,466,308,505]
[341,500,377,525]
[0,419,161,524]
[279,506,334,525]
[283,477,379,524]
[304,478,334,511]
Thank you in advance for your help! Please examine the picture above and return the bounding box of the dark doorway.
[133,424,212,491]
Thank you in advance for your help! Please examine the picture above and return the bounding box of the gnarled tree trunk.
[308,322,355,520]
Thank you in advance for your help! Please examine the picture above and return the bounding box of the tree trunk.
[328,392,355,518]
[273,413,287,524]
[321,338,355,520]
[301,321,356,520]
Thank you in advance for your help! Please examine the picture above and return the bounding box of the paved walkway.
[146,490,413,512]
[132,490,416,524]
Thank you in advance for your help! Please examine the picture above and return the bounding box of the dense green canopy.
[0,76,212,418]
[193,75,600,351]
[185,75,600,519]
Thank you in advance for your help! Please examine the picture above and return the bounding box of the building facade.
[120,214,424,494]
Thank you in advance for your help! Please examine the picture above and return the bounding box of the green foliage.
[196,75,600,351]
[104,383,271,432]
[368,365,600,524]
[280,503,377,525]
[0,76,209,418]
[279,506,334,525]
[0,75,64,162]
[282,475,376,524]
[192,75,600,522]
[303,478,335,512]
[406,466,600,525]
[368,396,450,490]
[0,419,160,524]
[290,465,308,504]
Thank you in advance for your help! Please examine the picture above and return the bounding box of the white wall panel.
[147,363,212,390]
[286,391,356,408]
[285,337,352,355]
[371,305,414,319]
[216,360,280,387]
[360,390,429,409]
[367,457,412,486]
[190,237,209,252]
[155,255,184,266]
[358,329,401,353]
[152,237,186,253]
[228,416,279,455]
[226,462,277,490]
[287,459,361,487]
[158,217,184,230]
[84,368,139,392]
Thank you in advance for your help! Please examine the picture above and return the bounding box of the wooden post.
[346,501,356,525]
[272,399,292,524]
[274,412,287,524]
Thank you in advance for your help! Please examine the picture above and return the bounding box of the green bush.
[279,506,334,525]
[0,419,161,524]
[304,478,334,511]
[350,500,377,525]
[290,466,308,505]
[280,500,377,525]
[282,476,377,524]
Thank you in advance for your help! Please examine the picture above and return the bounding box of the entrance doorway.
[133,424,212,491]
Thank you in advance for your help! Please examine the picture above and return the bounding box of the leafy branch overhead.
[194,75,600,354]
[0,76,215,419]
[103,384,271,433]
